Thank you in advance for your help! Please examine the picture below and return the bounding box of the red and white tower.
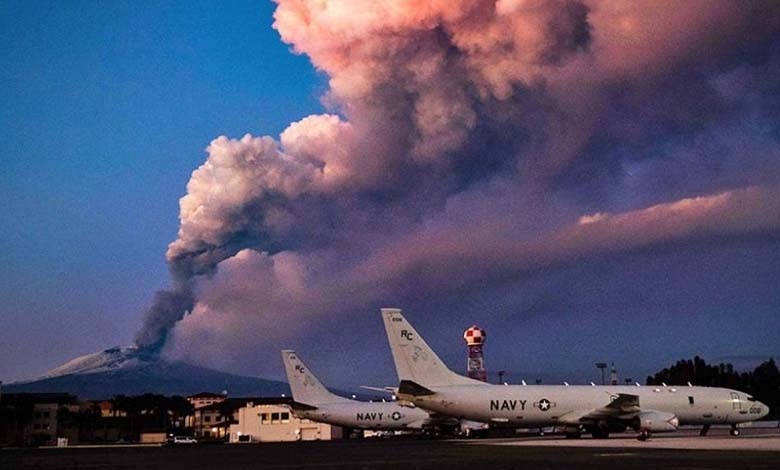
[463,325,487,382]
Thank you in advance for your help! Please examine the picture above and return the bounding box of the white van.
[172,436,198,444]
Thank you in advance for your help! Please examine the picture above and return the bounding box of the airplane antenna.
[564,382,570,386]
[521,380,527,386]
[662,382,667,387]
[635,382,641,387]
[687,382,693,387]
[590,382,595,386]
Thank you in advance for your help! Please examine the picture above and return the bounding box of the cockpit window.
[747,396,756,402]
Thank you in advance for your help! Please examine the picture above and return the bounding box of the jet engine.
[633,411,679,432]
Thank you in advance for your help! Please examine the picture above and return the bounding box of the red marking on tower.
[464,325,487,382]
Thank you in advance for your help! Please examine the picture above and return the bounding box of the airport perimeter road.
[3,437,780,470]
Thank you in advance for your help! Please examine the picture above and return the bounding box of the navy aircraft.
[380,308,770,440]
[281,349,431,431]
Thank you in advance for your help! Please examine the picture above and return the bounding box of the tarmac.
[2,427,779,469]
[480,426,780,452]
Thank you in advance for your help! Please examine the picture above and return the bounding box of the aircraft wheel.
[730,427,740,437]
[637,430,650,441]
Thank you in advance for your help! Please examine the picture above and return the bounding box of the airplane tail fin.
[381,308,479,388]
[281,350,351,406]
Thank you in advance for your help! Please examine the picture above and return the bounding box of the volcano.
[4,346,290,399]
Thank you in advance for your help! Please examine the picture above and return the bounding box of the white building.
[229,400,342,443]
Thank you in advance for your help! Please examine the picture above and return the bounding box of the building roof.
[197,396,293,413]
[187,392,226,399]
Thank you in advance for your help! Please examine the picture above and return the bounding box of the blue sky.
[0,0,322,381]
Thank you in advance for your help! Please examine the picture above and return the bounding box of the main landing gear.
[637,430,651,441]
[699,424,710,436]
[729,425,741,437]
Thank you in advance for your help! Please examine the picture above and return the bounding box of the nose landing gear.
[729,425,740,437]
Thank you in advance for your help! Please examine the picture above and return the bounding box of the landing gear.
[699,424,711,436]
[729,426,740,437]
[591,427,610,439]
[637,430,651,441]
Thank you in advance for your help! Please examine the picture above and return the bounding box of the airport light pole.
[595,363,607,385]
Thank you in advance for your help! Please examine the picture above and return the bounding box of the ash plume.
[133,1,780,376]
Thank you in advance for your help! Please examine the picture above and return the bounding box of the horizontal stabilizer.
[360,385,398,394]
[399,380,436,397]
[289,401,318,411]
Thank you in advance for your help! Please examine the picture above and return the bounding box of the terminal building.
[229,399,342,443]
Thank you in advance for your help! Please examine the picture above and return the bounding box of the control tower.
[464,325,487,382]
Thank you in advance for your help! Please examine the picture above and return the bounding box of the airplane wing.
[559,393,641,424]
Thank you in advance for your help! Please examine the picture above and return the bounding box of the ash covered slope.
[6,347,290,399]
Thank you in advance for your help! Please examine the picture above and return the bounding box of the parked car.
[172,436,198,444]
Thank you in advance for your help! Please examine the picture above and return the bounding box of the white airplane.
[281,349,431,431]
[380,308,770,440]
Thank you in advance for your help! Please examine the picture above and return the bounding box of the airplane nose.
[759,402,770,418]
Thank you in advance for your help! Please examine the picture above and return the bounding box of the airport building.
[187,391,226,410]
[229,400,342,443]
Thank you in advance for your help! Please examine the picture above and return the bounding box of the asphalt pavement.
[3,429,779,470]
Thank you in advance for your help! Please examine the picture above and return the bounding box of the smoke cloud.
[134,1,780,380]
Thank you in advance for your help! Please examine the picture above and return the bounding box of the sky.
[2,0,779,389]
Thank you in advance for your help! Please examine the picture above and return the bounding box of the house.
[97,400,127,418]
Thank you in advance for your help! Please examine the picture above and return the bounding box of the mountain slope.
[6,347,290,399]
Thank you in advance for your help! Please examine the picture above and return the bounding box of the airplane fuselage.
[405,384,767,427]
[294,401,431,430]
